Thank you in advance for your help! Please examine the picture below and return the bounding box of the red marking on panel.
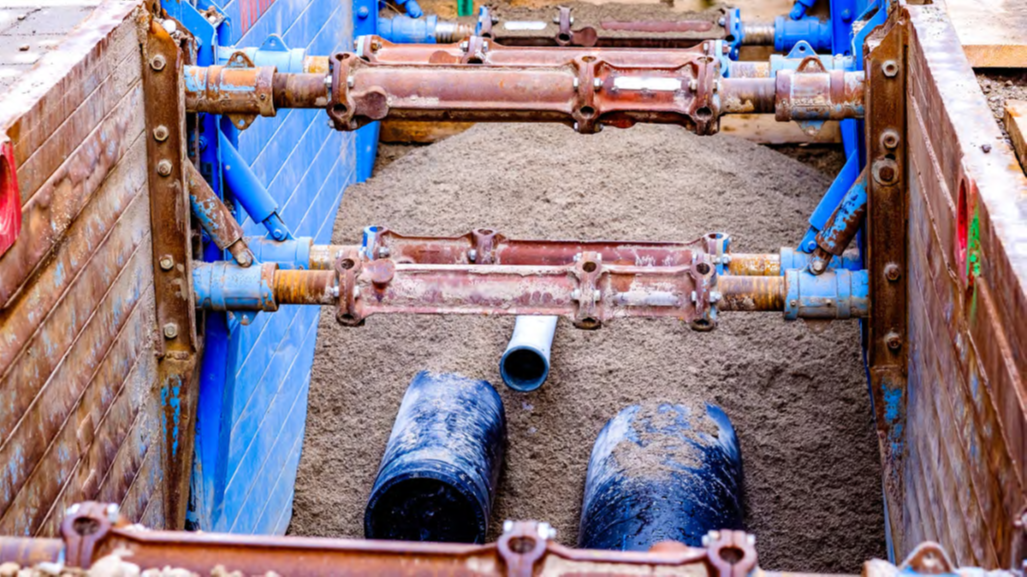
[0,141,21,258]
[237,0,277,35]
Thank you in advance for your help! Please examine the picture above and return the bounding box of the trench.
[287,119,886,572]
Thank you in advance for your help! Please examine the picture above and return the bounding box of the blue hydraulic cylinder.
[815,167,867,256]
[245,236,313,269]
[393,0,423,18]
[789,0,816,20]
[193,261,278,312]
[218,131,293,241]
[780,247,861,273]
[379,15,439,43]
[783,268,868,320]
[775,16,832,52]
[216,35,307,73]
[799,154,861,252]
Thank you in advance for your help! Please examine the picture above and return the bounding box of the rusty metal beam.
[183,43,865,135]
[863,12,909,557]
[141,16,201,531]
[0,502,1012,577]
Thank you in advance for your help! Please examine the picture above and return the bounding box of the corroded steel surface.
[141,14,201,530]
[4,502,1015,577]
[185,43,864,136]
[899,4,1027,567]
[0,0,166,537]
[864,14,909,558]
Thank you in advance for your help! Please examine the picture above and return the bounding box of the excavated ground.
[288,122,886,573]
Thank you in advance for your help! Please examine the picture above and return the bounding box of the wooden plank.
[0,83,146,307]
[1005,101,1027,174]
[945,0,1027,68]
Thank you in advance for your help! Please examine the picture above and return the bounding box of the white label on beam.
[612,77,682,91]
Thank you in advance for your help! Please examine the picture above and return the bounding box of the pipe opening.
[365,477,482,543]
[500,346,549,392]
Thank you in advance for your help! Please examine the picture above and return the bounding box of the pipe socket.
[499,315,558,392]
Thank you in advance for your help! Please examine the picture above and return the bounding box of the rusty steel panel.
[902,5,1027,568]
[0,84,146,308]
[906,111,1006,567]
[0,238,154,535]
[15,35,141,206]
[0,139,146,376]
[0,168,149,448]
[119,441,164,524]
[36,325,158,538]
[0,1,141,171]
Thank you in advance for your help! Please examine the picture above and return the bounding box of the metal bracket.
[555,6,598,47]
[335,248,363,326]
[863,13,909,556]
[142,14,201,529]
[704,530,758,577]
[224,51,260,131]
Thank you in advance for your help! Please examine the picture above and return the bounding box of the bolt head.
[884,263,901,282]
[882,60,899,78]
[718,17,726,26]
[885,332,902,351]
[467,249,478,262]
[593,78,602,90]
[880,129,899,149]
[163,323,179,340]
[156,159,173,177]
[150,54,167,71]
[981,143,992,153]
[879,166,895,182]
[810,258,827,273]
[106,503,120,523]
[159,255,175,271]
[153,125,170,142]
[503,520,514,533]
[378,246,391,258]
[357,6,369,17]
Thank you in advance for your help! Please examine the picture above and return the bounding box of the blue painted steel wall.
[179,0,358,534]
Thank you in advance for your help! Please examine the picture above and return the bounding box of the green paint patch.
[966,206,982,320]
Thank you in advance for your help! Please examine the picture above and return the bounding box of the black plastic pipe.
[365,372,507,543]
[578,402,745,550]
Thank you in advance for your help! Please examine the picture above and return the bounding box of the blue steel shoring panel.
[186,0,356,534]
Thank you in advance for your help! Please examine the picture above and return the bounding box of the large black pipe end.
[365,372,507,544]
[578,402,745,551]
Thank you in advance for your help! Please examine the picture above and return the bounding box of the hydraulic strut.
[192,231,869,330]
[184,38,865,135]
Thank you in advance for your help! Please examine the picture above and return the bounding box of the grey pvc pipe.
[499,315,558,392]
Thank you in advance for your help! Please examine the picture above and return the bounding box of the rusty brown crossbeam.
[0,502,1009,577]
[183,40,864,135]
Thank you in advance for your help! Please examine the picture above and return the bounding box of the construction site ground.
[289,120,887,573]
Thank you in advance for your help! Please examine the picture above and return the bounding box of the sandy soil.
[288,123,885,573]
